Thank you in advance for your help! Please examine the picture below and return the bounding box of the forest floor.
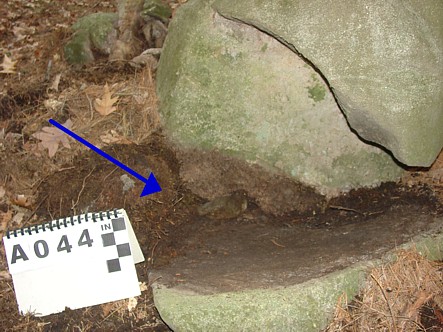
[0,0,442,331]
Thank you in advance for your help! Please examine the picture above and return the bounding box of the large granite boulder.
[64,13,118,65]
[157,0,408,195]
[213,0,443,167]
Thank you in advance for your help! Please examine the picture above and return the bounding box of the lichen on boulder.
[213,0,443,167]
[156,0,404,197]
[141,0,172,21]
[64,12,118,65]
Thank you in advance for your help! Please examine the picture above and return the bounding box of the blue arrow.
[49,119,161,197]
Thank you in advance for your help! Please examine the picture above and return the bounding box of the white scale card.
[2,209,144,316]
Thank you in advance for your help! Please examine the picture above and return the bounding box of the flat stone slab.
[150,206,443,331]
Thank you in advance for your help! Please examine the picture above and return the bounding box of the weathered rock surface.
[64,13,118,65]
[64,0,171,65]
[157,0,405,196]
[213,0,443,167]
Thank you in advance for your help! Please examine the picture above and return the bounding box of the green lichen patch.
[307,83,326,102]
[64,31,94,65]
[141,0,172,21]
[64,12,118,65]
[157,0,403,195]
[260,43,268,52]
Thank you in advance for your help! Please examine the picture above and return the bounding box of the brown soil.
[150,188,443,294]
[0,1,442,331]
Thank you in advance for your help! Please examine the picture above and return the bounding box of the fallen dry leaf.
[127,297,138,312]
[43,98,64,112]
[139,282,148,292]
[435,305,443,325]
[94,83,119,116]
[0,54,17,74]
[22,140,42,157]
[101,302,114,317]
[10,194,33,209]
[12,23,34,41]
[32,119,72,157]
[0,186,5,199]
[0,210,13,232]
[11,212,25,228]
[49,73,62,91]
[12,25,27,41]
[100,130,132,145]
[0,271,11,280]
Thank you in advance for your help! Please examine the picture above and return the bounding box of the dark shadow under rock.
[178,148,326,216]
